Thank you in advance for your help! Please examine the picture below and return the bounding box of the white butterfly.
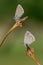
[24,31,35,46]
[13,4,24,21]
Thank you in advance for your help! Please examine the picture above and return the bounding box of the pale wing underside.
[24,31,35,46]
[14,4,24,21]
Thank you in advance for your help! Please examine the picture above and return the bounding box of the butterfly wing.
[24,31,35,46]
[13,4,24,21]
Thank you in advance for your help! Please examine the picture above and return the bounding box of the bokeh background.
[0,0,43,65]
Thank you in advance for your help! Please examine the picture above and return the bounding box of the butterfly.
[24,31,35,46]
[14,4,24,21]
[0,4,28,47]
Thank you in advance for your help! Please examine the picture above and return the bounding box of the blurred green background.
[0,0,43,65]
